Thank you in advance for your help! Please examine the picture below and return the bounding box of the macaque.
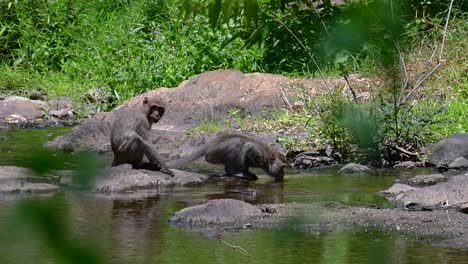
[167,134,287,181]
[110,96,174,177]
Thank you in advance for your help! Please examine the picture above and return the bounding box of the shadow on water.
[0,129,467,264]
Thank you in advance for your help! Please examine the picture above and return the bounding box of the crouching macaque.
[110,96,175,177]
[167,134,287,181]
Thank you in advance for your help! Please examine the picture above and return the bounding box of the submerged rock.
[0,166,60,195]
[338,163,373,175]
[169,199,262,227]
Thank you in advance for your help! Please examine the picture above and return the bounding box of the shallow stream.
[0,128,467,264]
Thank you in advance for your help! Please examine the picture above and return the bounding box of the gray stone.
[94,165,209,193]
[169,199,261,226]
[378,183,417,197]
[448,156,468,169]
[429,134,468,168]
[0,99,44,120]
[406,174,448,186]
[338,163,372,175]
[0,166,60,196]
[381,173,468,211]
[0,180,59,195]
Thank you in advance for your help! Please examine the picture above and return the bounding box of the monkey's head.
[143,96,166,124]
[266,151,287,181]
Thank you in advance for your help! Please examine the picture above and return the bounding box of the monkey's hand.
[161,167,175,177]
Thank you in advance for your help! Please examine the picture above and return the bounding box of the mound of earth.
[45,70,370,152]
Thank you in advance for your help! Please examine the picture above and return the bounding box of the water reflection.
[1,129,467,263]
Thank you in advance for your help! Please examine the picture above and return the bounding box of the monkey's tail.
[166,147,207,168]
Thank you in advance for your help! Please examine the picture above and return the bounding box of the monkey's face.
[148,106,164,123]
[268,153,287,181]
[143,97,165,124]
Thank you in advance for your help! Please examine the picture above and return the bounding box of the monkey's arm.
[121,132,175,177]
[141,141,175,177]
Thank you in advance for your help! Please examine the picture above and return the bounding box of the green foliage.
[306,86,352,157]
[0,0,262,110]
[187,116,224,135]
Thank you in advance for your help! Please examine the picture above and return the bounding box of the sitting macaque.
[110,96,174,176]
[167,134,287,181]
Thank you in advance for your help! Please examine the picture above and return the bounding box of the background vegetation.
[0,0,467,162]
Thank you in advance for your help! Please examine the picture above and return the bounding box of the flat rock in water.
[169,199,263,227]
[382,173,468,210]
[0,181,59,195]
[338,163,372,175]
[94,165,209,193]
[0,166,60,195]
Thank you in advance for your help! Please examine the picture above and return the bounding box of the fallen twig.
[219,239,250,256]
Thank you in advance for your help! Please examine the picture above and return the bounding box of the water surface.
[0,128,467,264]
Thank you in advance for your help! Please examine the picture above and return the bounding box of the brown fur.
[167,134,287,181]
[110,96,174,176]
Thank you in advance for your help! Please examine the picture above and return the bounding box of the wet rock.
[429,134,468,168]
[50,108,74,118]
[381,173,468,211]
[406,174,448,186]
[0,97,44,120]
[169,199,262,226]
[393,161,425,169]
[5,114,27,123]
[448,156,468,169]
[0,166,60,195]
[293,151,337,168]
[0,181,59,195]
[48,96,74,118]
[94,165,209,193]
[338,163,373,175]
[378,183,417,197]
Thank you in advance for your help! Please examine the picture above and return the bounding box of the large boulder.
[45,70,298,152]
[0,96,44,121]
[429,134,468,169]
